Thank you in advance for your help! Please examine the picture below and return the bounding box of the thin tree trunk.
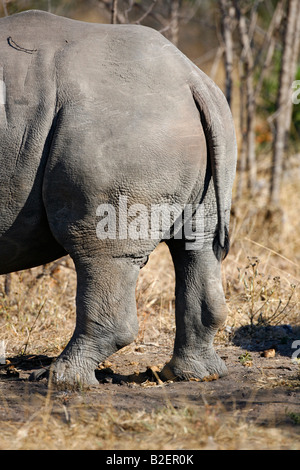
[284,11,300,141]
[270,0,299,205]
[2,0,8,16]
[169,0,180,46]
[254,0,285,101]
[111,0,118,24]
[235,1,257,194]
[219,0,234,108]
[236,61,247,199]
[210,46,224,81]
[246,74,256,193]
[234,1,285,198]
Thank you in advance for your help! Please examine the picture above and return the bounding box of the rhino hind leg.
[160,239,228,382]
[40,255,140,387]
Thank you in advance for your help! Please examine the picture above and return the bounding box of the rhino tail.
[189,68,232,261]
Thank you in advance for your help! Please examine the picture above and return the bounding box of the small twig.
[22,300,45,356]
[4,273,11,296]
[210,45,224,80]
[243,237,300,268]
[124,0,134,22]
[134,0,157,25]
[7,36,37,54]
[268,287,296,324]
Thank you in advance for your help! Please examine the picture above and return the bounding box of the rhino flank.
[0,10,237,386]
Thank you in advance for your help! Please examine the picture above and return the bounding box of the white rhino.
[0,10,236,386]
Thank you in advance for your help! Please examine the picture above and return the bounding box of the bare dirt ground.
[1,328,299,432]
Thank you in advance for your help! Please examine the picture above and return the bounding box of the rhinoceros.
[0,10,236,386]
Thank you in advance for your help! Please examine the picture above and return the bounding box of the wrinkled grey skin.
[0,10,237,386]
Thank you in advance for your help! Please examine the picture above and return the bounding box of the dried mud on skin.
[0,343,299,429]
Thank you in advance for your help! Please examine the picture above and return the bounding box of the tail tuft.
[213,225,230,261]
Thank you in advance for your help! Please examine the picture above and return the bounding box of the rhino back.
[0,10,206,268]
[0,10,199,207]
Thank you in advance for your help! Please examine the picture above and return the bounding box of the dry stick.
[4,273,11,296]
[236,60,247,199]
[22,300,46,356]
[180,0,202,25]
[266,263,300,283]
[99,0,125,24]
[243,237,300,268]
[156,13,174,36]
[134,0,157,25]
[268,287,296,324]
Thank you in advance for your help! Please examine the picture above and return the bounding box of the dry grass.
[0,400,299,450]
[223,175,300,330]
[0,169,299,450]
[0,258,76,358]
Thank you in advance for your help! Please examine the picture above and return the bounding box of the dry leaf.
[202,373,219,381]
[242,361,253,367]
[262,349,276,358]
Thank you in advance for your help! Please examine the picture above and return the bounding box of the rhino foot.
[160,350,228,382]
[30,360,99,389]
[51,359,99,389]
